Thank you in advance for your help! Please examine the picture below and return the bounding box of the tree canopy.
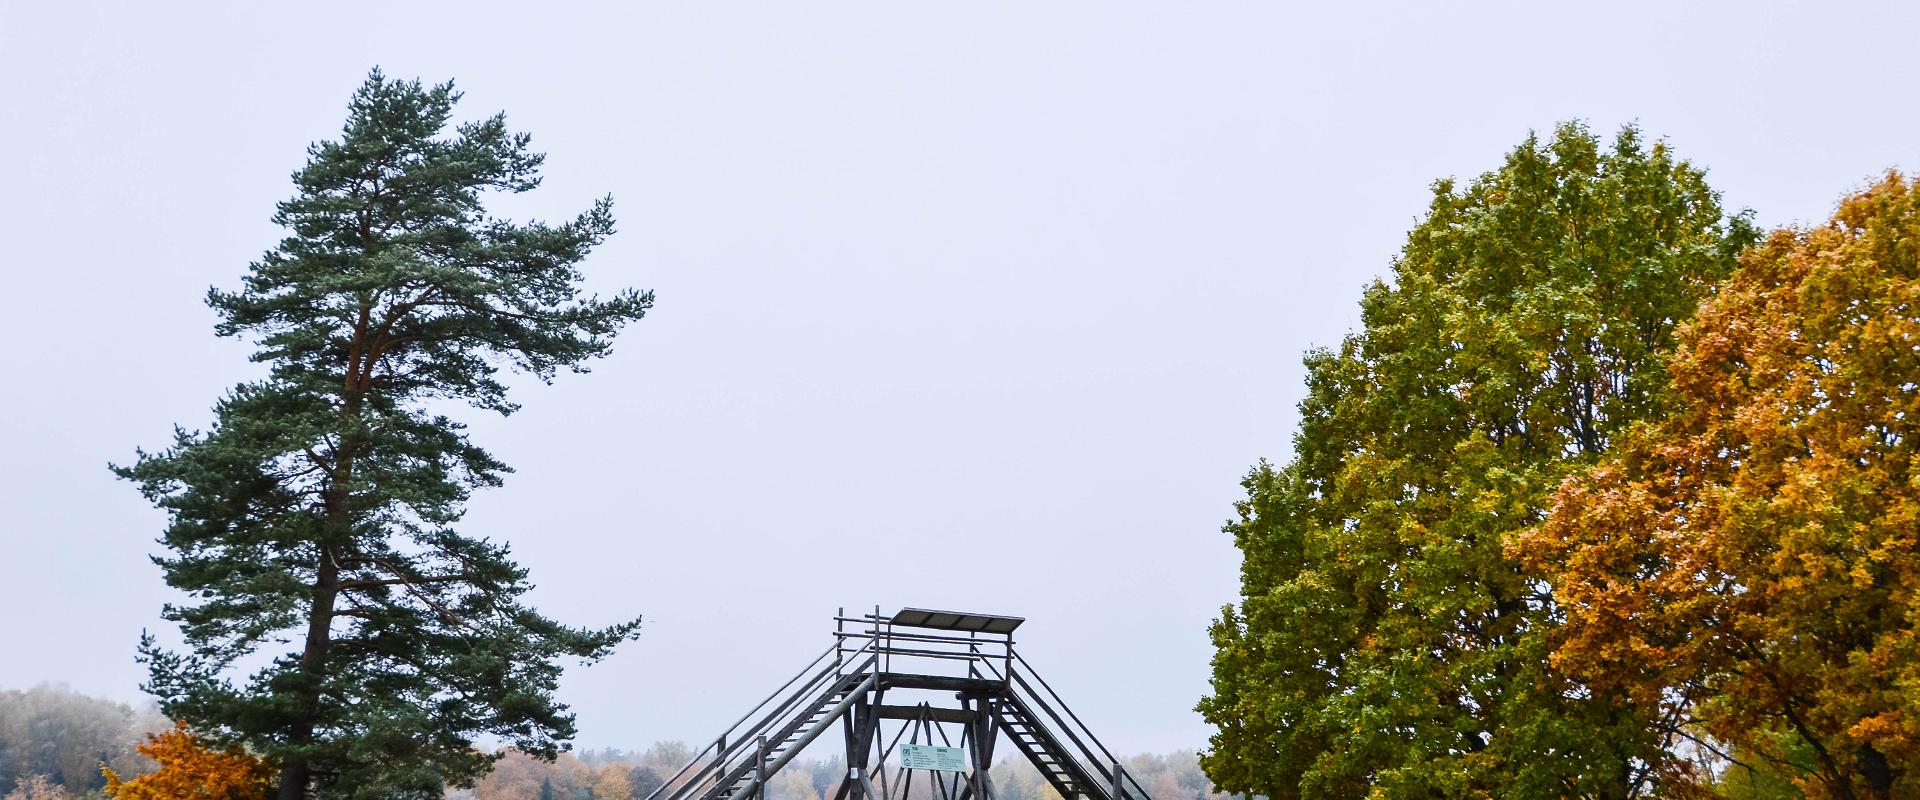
[116,69,649,799]
[1523,172,1920,798]
[1199,122,1754,799]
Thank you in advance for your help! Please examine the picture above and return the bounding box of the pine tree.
[117,69,649,800]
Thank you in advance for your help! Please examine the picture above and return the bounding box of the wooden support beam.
[873,705,977,724]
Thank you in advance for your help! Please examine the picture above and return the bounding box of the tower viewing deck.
[643,607,1154,800]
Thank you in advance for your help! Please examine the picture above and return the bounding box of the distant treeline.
[0,685,1215,800]
[452,744,1220,800]
[0,685,168,798]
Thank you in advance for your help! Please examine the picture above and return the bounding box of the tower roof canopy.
[890,607,1024,634]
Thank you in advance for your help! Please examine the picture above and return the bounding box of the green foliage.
[116,69,649,799]
[1713,743,1809,800]
[1198,122,1755,799]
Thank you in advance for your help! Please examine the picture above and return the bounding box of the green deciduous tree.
[1199,123,1754,799]
[1523,173,1920,798]
[116,70,649,800]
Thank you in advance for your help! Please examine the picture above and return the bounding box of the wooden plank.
[879,673,1004,694]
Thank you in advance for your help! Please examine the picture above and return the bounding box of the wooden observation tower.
[643,608,1154,800]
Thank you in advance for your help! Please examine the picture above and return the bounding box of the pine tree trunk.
[280,552,340,800]
[275,301,368,800]
[283,371,355,800]
[278,758,310,800]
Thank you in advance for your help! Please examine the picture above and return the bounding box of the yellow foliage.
[102,720,276,800]
[1524,172,1920,797]
[593,763,633,800]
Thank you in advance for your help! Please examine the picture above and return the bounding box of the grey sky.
[2,1,1916,758]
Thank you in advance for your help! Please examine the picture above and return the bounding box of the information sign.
[899,743,968,773]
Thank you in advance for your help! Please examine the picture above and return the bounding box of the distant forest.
[0,685,1219,800]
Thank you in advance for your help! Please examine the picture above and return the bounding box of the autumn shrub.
[102,721,276,800]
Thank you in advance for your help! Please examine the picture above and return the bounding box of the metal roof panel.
[890,607,1025,633]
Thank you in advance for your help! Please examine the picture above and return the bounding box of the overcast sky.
[2,1,1917,759]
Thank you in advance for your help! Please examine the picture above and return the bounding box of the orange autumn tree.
[103,721,276,800]
[1520,173,1920,798]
